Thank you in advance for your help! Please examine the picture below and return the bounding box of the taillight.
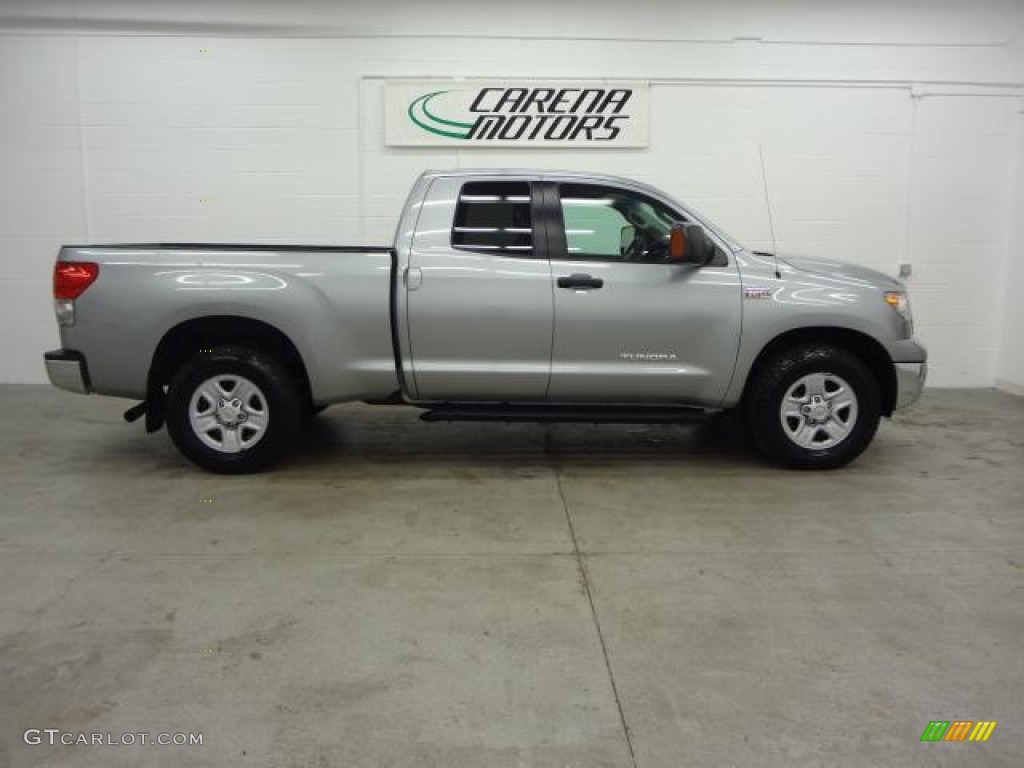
[54,262,99,299]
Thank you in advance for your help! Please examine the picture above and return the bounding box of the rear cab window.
[452,181,533,255]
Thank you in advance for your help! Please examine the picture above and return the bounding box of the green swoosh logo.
[408,91,473,139]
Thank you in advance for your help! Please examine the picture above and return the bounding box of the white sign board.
[384,80,649,148]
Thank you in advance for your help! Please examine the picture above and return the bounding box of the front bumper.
[894,361,926,410]
[44,349,91,394]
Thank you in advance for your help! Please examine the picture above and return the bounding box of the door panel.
[406,177,554,401]
[545,181,742,405]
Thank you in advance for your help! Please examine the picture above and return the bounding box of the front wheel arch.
[741,327,896,417]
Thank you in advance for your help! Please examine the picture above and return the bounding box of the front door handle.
[557,273,604,290]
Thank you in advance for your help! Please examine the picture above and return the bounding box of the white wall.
[1,0,1022,388]
[991,34,1024,395]
[994,105,1024,395]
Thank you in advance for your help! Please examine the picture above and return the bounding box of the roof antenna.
[758,144,782,279]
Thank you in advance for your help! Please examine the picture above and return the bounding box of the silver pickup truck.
[45,169,926,473]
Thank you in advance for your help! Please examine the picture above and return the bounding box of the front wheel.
[745,344,881,469]
[166,345,301,473]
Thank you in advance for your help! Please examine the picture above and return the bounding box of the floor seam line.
[549,428,638,768]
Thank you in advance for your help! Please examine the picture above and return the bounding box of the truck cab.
[396,171,741,405]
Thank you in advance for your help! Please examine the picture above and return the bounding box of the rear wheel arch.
[147,316,314,428]
[742,327,896,416]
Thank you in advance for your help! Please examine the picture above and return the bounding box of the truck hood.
[774,254,904,291]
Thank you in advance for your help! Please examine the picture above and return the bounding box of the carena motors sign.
[384,80,649,147]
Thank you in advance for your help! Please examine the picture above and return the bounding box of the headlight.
[883,291,913,335]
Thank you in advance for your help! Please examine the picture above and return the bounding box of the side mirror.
[670,223,715,265]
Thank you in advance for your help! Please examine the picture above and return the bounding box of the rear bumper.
[44,349,91,394]
[894,361,926,410]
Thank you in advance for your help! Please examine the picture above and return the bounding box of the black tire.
[166,345,301,473]
[744,344,881,469]
[303,404,329,421]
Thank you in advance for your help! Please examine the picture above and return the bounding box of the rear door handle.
[557,273,604,290]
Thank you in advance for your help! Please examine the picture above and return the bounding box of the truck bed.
[55,243,400,403]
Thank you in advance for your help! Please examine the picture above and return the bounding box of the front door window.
[559,183,684,263]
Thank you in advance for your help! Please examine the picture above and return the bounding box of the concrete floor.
[0,385,1021,768]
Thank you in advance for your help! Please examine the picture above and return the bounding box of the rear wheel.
[745,344,880,469]
[166,345,301,473]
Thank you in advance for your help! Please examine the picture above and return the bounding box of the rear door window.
[452,181,533,255]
